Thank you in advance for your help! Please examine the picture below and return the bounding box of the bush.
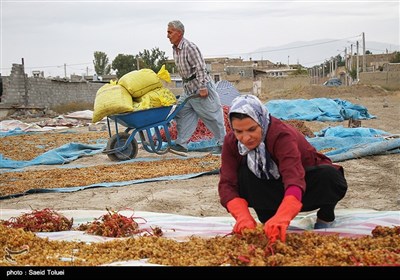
[389,51,400,63]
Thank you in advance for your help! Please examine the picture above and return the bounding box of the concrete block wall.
[360,70,400,90]
[29,79,103,108]
[387,63,400,71]
[235,79,254,92]
[349,53,397,69]
[1,64,103,109]
[1,64,27,105]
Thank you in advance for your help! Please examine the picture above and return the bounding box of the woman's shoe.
[314,219,335,229]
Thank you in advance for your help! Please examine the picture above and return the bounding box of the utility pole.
[350,44,353,71]
[22,58,28,106]
[310,68,314,84]
[362,32,366,72]
[64,63,67,78]
[333,57,337,78]
[344,47,348,86]
[356,41,360,82]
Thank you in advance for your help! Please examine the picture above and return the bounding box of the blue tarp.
[327,138,400,162]
[315,126,389,138]
[0,143,105,169]
[0,127,28,137]
[266,98,376,121]
[307,126,400,162]
[309,126,391,151]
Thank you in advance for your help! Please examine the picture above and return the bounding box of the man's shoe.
[210,145,222,154]
[170,144,188,153]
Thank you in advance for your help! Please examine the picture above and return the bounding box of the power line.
[24,62,92,70]
[0,62,92,71]
[205,35,362,57]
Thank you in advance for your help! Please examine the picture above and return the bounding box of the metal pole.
[362,32,366,72]
[21,58,28,106]
[344,47,348,86]
[350,44,353,72]
[356,41,360,82]
[335,58,337,77]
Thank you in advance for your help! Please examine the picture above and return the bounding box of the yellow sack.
[132,87,177,111]
[118,69,162,98]
[157,64,171,83]
[92,84,134,123]
[132,96,151,111]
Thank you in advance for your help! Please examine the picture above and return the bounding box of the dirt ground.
[1,84,399,219]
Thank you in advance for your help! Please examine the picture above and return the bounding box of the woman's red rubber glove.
[227,198,257,234]
[264,195,302,243]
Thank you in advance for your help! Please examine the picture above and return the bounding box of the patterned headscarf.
[229,95,280,180]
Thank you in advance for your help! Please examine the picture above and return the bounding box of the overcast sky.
[1,0,399,77]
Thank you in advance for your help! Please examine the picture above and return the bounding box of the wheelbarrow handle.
[166,93,201,122]
[190,93,201,98]
[184,93,201,101]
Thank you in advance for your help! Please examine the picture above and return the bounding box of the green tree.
[322,61,330,76]
[336,54,345,67]
[289,68,309,76]
[137,47,169,72]
[349,69,357,80]
[112,54,136,78]
[93,51,111,75]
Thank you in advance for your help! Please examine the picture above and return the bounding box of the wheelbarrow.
[103,94,199,161]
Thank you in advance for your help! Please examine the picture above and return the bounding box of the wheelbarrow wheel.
[106,132,138,161]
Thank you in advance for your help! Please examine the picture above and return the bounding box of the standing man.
[167,20,226,154]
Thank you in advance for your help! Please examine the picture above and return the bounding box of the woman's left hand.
[264,196,302,243]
